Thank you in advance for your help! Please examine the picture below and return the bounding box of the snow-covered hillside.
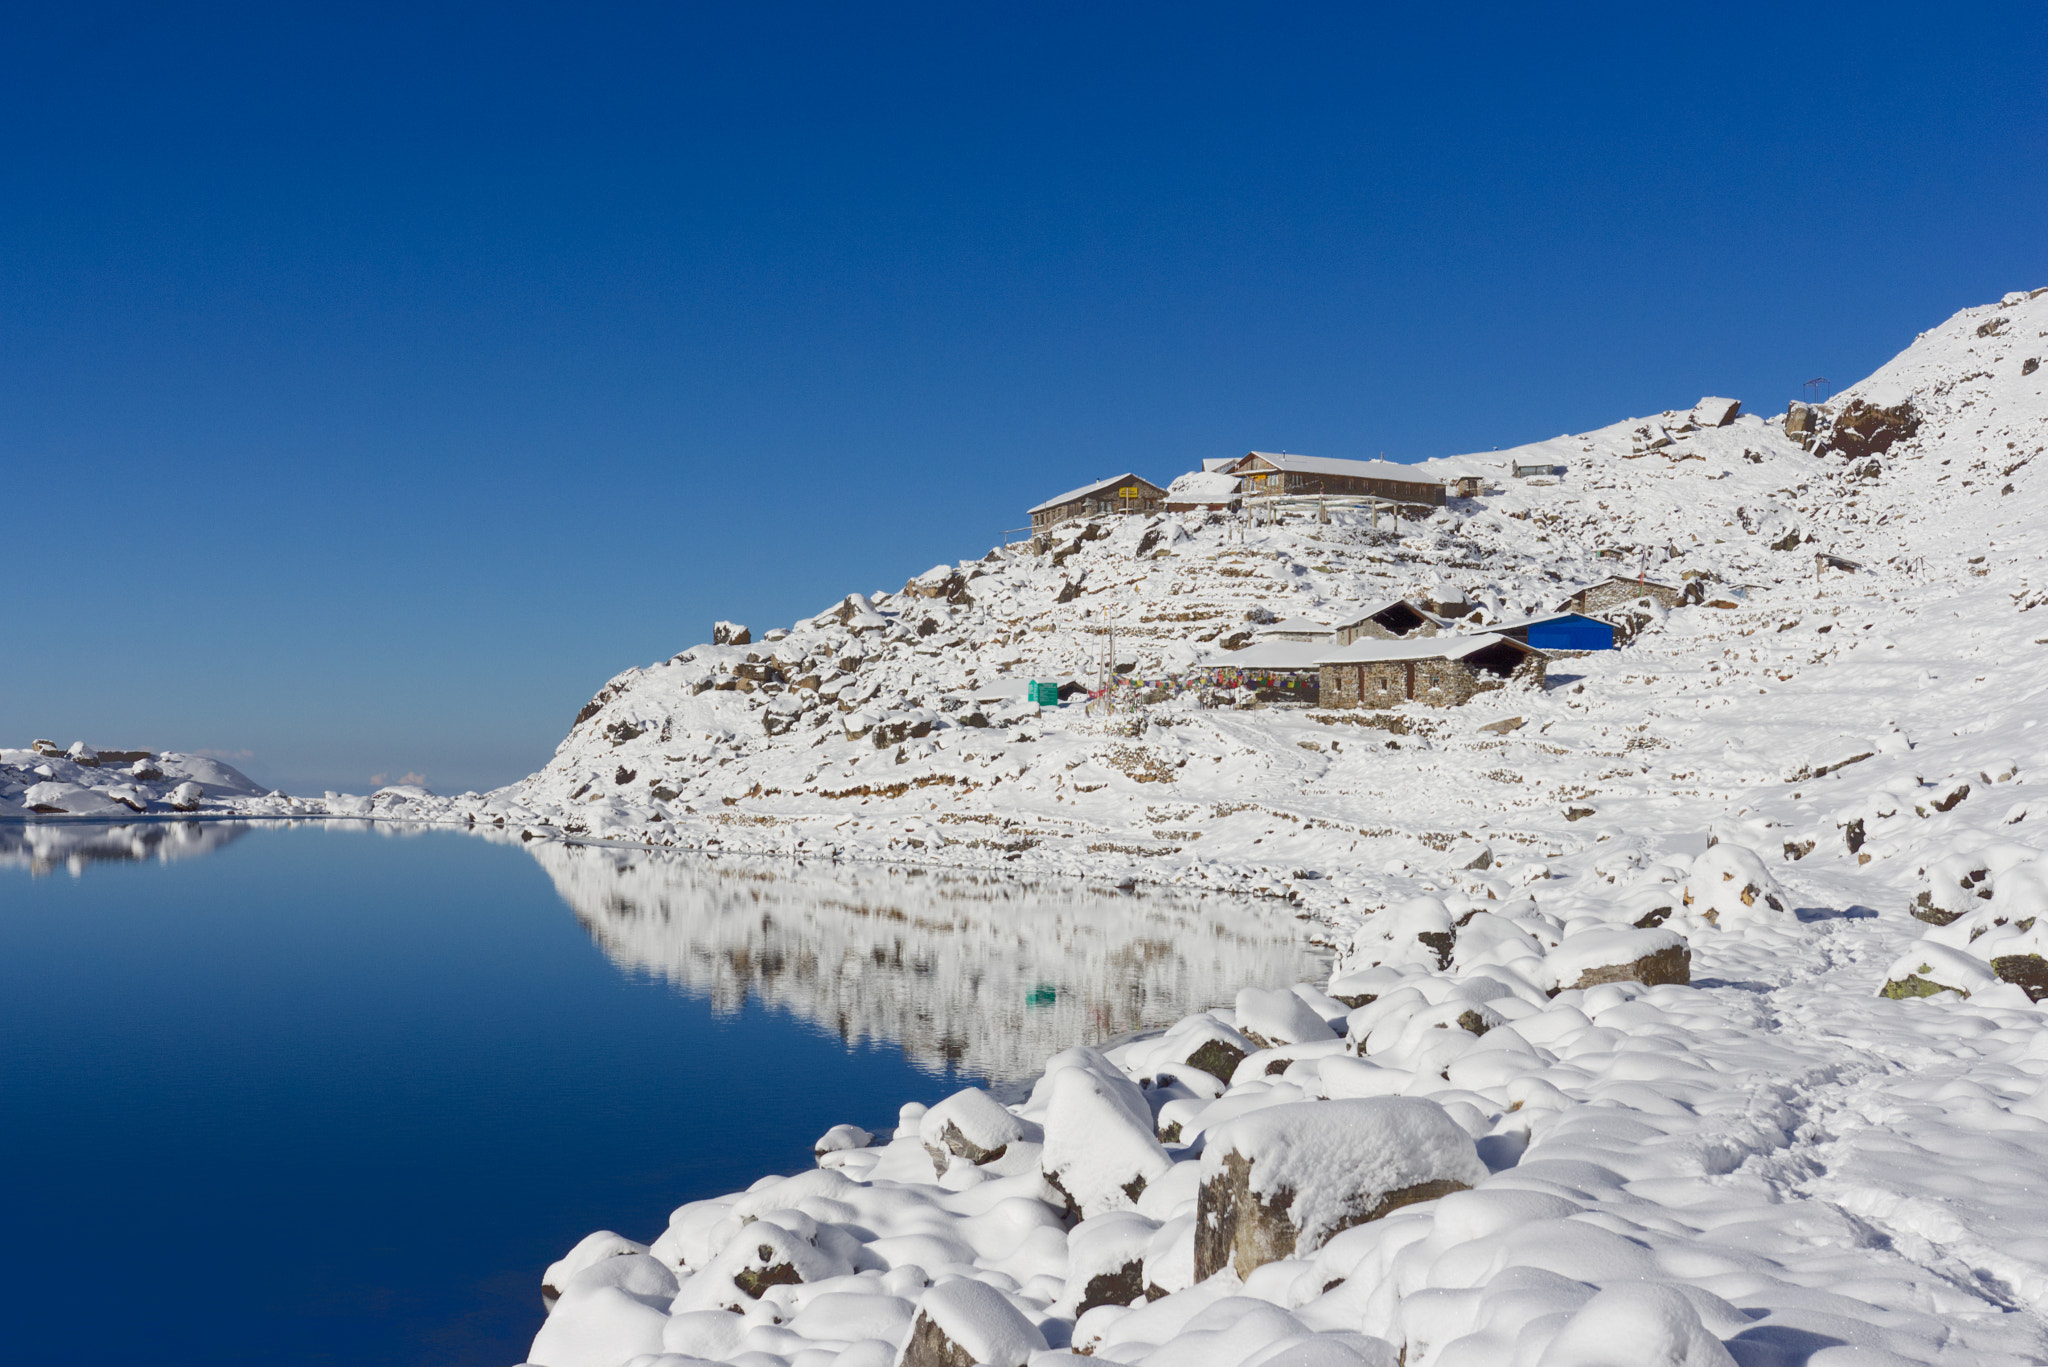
[509,289,2048,1367]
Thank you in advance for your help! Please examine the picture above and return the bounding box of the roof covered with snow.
[1028,473,1162,515]
[1315,632,1531,665]
[1231,452,1446,484]
[1192,640,1330,671]
[1166,470,1243,500]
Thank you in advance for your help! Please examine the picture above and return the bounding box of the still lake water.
[0,822,1326,1366]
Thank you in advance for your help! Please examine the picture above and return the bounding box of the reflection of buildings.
[0,820,254,877]
[530,846,1328,1082]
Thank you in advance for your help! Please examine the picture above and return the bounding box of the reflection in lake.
[0,819,253,876]
[532,844,1330,1082]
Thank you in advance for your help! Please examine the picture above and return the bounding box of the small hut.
[1566,575,1683,613]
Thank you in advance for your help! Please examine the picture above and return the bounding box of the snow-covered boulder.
[1348,896,1459,971]
[1159,1013,1258,1082]
[1194,1097,1486,1279]
[920,1085,1036,1171]
[1235,985,1339,1048]
[1913,851,1993,924]
[711,620,750,645]
[1060,1209,1160,1315]
[1680,843,1788,927]
[1689,397,1742,429]
[899,1277,1048,1367]
[21,781,126,816]
[814,1122,873,1158]
[1879,943,1999,1000]
[1038,1051,1174,1219]
[1547,926,1691,993]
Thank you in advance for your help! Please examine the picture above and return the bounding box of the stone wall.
[1576,580,1680,613]
[1319,653,1544,709]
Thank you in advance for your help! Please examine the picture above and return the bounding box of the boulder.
[1061,1210,1160,1315]
[1783,402,1820,447]
[1680,843,1788,927]
[1234,986,1338,1048]
[1879,944,1996,1000]
[66,742,100,767]
[1171,1016,1257,1082]
[1038,1052,1173,1220]
[1547,927,1691,993]
[898,1278,1047,1367]
[168,781,205,811]
[1194,1097,1486,1280]
[1690,397,1741,428]
[1349,895,1458,971]
[919,1087,1035,1171]
[1990,954,2048,1002]
[712,620,751,646]
[870,711,937,749]
[1912,853,1992,924]
[813,1123,873,1158]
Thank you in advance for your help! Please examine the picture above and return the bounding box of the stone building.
[1331,597,1451,643]
[1567,575,1684,613]
[1316,634,1545,708]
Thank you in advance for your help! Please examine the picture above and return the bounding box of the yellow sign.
[1119,486,1142,498]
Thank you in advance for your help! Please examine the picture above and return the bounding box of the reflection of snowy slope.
[531,844,1326,1081]
[0,819,252,876]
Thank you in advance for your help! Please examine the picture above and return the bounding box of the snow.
[1314,633,1520,664]
[15,287,2048,1367]
[1204,1097,1490,1252]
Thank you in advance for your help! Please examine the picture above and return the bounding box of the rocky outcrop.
[712,621,751,646]
[1825,397,1920,461]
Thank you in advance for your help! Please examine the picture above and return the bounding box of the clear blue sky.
[6,3,2043,795]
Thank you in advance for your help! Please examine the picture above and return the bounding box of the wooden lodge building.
[1316,634,1545,708]
[1221,452,1449,508]
[1028,474,1167,532]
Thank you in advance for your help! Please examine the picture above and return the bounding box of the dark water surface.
[0,823,1324,1366]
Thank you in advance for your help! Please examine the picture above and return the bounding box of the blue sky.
[5,3,2043,795]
